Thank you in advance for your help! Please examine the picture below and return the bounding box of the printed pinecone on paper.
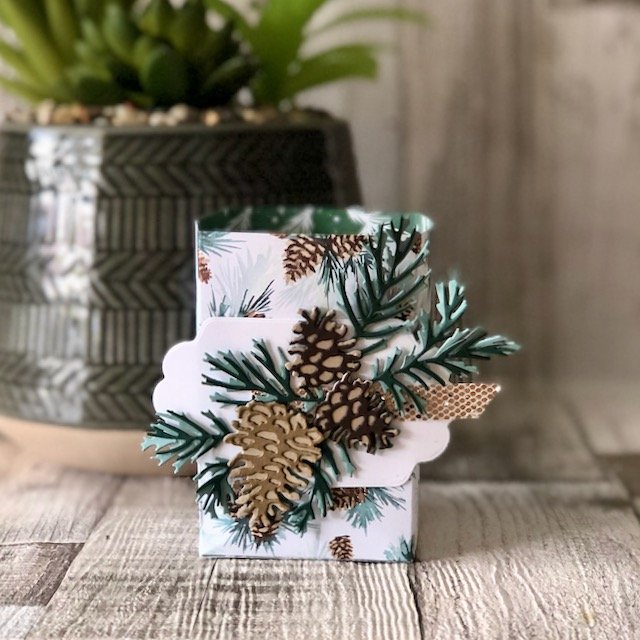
[198,251,211,284]
[330,487,368,511]
[283,235,326,283]
[288,308,361,393]
[327,235,366,260]
[315,374,398,453]
[329,535,354,561]
[225,401,324,540]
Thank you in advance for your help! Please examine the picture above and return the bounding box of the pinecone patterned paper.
[330,487,368,511]
[327,235,366,260]
[283,235,326,283]
[329,535,354,561]
[288,308,361,393]
[315,375,399,453]
[225,401,324,540]
[198,251,211,284]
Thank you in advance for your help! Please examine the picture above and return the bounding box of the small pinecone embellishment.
[330,535,354,561]
[288,308,361,392]
[315,375,398,453]
[283,235,326,283]
[411,231,424,254]
[327,235,365,260]
[198,251,211,284]
[330,487,368,511]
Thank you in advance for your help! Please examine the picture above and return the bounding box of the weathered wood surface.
[0,543,81,606]
[310,0,640,382]
[413,481,640,639]
[0,607,43,640]
[0,443,122,545]
[0,383,638,639]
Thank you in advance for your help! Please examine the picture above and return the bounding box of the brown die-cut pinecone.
[225,401,324,540]
[288,308,361,393]
[327,234,366,260]
[329,535,354,561]
[283,235,326,283]
[315,375,399,453]
[330,487,368,511]
[198,251,211,284]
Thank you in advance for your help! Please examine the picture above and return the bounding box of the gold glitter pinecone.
[314,374,398,453]
[225,401,324,540]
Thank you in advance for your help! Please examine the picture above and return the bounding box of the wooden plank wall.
[312,0,640,382]
[2,0,640,382]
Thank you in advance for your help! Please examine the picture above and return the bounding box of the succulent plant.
[207,0,427,106]
[0,0,426,109]
[0,0,255,108]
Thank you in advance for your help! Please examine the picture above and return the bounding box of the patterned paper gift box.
[144,207,519,562]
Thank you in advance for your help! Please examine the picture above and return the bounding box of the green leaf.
[67,65,127,105]
[0,74,47,103]
[137,0,175,39]
[140,44,190,106]
[204,0,253,38]
[248,0,329,103]
[102,2,141,65]
[281,44,379,100]
[0,40,42,86]
[43,0,79,62]
[197,56,256,106]
[311,6,428,37]
[1,0,65,82]
[142,410,231,474]
[168,0,209,59]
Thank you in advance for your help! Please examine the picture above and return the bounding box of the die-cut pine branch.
[203,339,299,404]
[285,459,336,535]
[196,459,235,519]
[142,411,231,474]
[338,217,430,352]
[374,279,520,413]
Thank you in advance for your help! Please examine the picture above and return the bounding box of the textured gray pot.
[0,118,361,470]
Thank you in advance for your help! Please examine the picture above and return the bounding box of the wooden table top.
[1,380,638,639]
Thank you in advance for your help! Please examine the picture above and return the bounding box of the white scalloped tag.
[153,316,459,487]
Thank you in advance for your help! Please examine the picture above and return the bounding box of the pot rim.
[0,114,349,137]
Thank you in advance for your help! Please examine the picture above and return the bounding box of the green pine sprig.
[338,217,430,355]
[142,410,231,473]
[203,338,298,405]
[374,279,520,412]
[345,486,406,531]
[285,462,335,535]
[195,458,235,518]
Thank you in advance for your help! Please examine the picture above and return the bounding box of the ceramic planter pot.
[0,119,361,474]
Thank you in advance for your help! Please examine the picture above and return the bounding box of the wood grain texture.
[31,477,421,640]
[193,559,420,640]
[316,0,640,381]
[562,381,640,455]
[413,481,640,638]
[0,607,43,640]
[0,543,81,606]
[29,477,211,640]
[0,444,122,545]
[422,383,603,481]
